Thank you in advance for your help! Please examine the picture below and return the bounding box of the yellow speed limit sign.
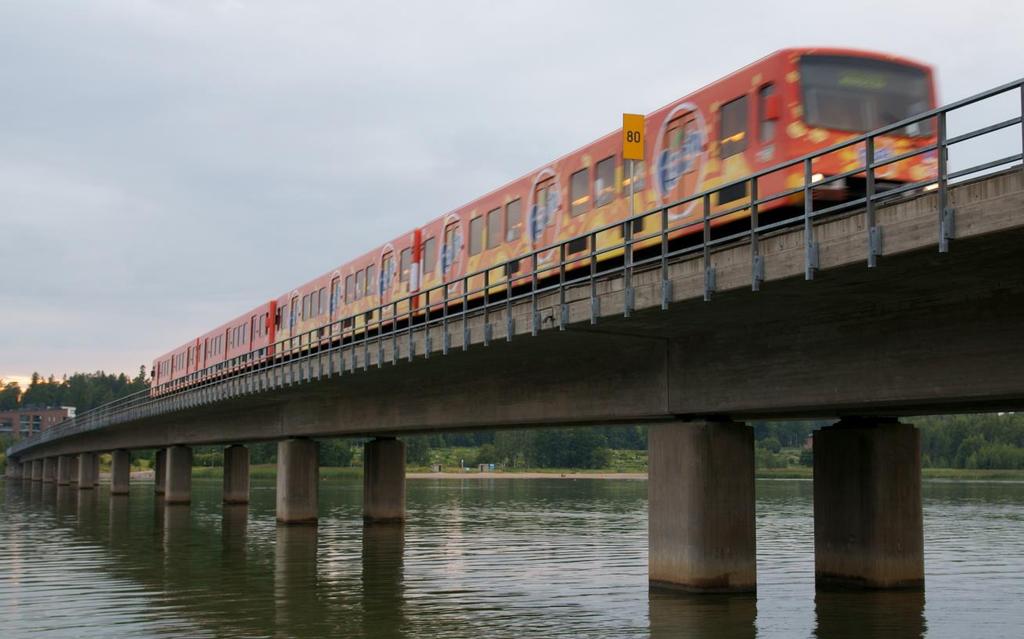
[622,113,645,160]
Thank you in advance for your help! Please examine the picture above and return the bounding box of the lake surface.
[1,477,1021,638]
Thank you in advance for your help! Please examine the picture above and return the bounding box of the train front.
[787,50,938,198]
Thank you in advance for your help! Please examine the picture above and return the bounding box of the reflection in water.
[649,591,756,639]
[362,524,405,639]
[41,482,57,507]
[0,477,1021,638]
[28,479,42,504]
[163,503,192,589]
[109,495,130,548]
[56,485,77,520]
[274,524,320,632]
[221,504,248,565]
[815,589,925,639]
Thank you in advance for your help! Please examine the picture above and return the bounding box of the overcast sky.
[1,0,1022,384]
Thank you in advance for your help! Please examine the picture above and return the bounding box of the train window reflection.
[720,96,748,158]
[570,168,590,217]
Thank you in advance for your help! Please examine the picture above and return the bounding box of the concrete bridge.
[7,78,1024,594]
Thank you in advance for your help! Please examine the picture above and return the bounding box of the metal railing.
[9,76,1024,458]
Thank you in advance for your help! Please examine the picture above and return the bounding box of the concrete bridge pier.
[77,452,98,489]
[57,455,73,485]
[164,445,193,505]
[813,419,924,590]
[648,420,756,593]
[111,449,131,495]
[43,457,57,483]
[276,438,318,525]
[363,437,406,523]
[31,459,43,481]
[69,455,79,484]
[154,448,167,495]
[6,460,21,479]
[223,444,250,504]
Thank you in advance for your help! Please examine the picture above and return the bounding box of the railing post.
[483,270,492,345]
[461,275,469,351]
[589,232,599,324]
[750,177,763,291]
[803,157,819,280]
[937,111,955,253]
[558,243,568,329]
[530,252,539,336]
[624,215,634,317]
[660,207,671,309]
[702,192,715,301]
[865,136,881,268]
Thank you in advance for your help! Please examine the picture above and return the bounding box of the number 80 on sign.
[622,113,645,161]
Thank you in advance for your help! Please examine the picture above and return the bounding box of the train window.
[720,96,749,158]
[422,237,437,274]
[345,275,354,303]
[469,216,483,255]
[318,287,327,315]
[505,199,521,242]
[355,270,364,300]
[595,156,615,207]
[365,265,375,297]
[486,208,501,250]
[251,316,258,341]
[330,277,340,316]
[759,84,776,142]
[400,247,412,282]
[309,292,317,318]
[301,294,309,320]
[570,168,590,216]
[290,296,298,327]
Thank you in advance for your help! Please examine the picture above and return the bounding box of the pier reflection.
[361,524,406,639]
[274,524,320,632]
[814,589,925,639]
[649,591,756,639]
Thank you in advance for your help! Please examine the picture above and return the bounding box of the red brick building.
[0,406,75,438]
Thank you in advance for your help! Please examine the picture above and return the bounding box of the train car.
[152,301,275,394]
[150,47,937,396]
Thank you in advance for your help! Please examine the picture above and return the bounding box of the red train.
[152,47,938,393]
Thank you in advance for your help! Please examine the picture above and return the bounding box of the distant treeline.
[0,369,149,413]
[917,414,1024,469]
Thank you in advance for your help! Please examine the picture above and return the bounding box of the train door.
[379,251,395,312]
[329,277,341,321]
[442,219,464,297]
[289,295,299,337]
[530,175,559,254]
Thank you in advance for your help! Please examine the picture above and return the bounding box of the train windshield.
[800,55,932,136]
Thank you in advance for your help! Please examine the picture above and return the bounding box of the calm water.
[1,477,1022,638]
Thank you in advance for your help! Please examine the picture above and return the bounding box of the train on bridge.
[152,47,937,393]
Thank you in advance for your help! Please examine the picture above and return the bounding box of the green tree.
[318,439,354,467]
[0,381,20,410]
